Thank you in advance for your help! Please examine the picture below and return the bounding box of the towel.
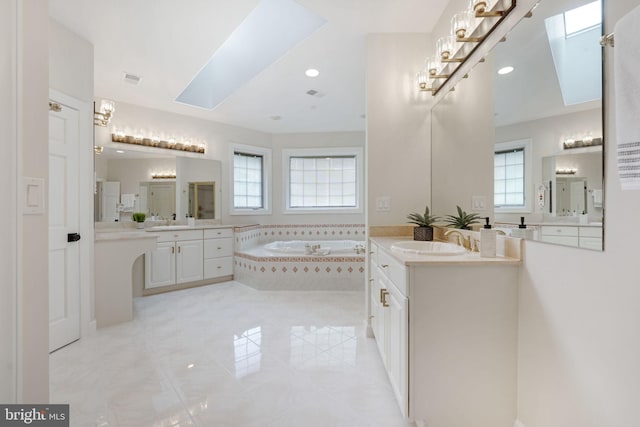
[592,189,603,208]
[615,5,640,190]
[121,193,135,211]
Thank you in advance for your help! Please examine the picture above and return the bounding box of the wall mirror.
[95,147,222,222]
[431,0,604,251]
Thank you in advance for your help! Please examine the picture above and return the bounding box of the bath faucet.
[354,244,366,255]
[444,229,471,250]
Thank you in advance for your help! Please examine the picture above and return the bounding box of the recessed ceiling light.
[497,66,515,75]
[116,150,125,154]
[305,68,319,77]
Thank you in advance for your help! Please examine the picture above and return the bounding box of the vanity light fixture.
[556,168,578,175]
[111,131,206,154]
[151,172,177,180]
[418,0,516,96]
[94,99,115,127]
[563,136,603,150]
[94,146,104,154]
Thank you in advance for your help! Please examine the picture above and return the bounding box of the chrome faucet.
[444,229,471,250]
[354,244,366,255]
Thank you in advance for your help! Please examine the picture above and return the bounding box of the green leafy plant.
[132,212,146,223]
[406,205,440,228]
[444,205,481,229]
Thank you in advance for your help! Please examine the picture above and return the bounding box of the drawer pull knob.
[218,247,222,250]
[380,289,390,307]
[381,264,389,268]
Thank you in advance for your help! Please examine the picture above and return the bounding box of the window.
[494,140,532,213]
[283,147,363,213]
[563,0,601,37]
[230,144,271,215]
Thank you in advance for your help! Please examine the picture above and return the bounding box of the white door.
[101,181,120,222]
[145,242,176,289]
[48,102,81,352]
[176,240,203,284]
[149,183,175,219]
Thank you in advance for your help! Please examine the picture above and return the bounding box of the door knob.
[67,233,81,242]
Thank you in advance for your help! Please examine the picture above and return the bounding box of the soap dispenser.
[511,216,534,240]
[480,217,497,258]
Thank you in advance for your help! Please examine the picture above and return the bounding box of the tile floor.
[50,281,409,427]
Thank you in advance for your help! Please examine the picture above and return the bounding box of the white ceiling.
[49,0,448,134]
[493,0,602,127]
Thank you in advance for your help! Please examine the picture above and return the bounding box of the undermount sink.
[390,241,467,256]
[148,225,192,231]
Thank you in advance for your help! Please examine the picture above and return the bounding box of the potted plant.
[444,205,481,230]
[407,205,440,241]
[132,212,146,229]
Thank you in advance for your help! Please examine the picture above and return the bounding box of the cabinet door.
[372,269,388,365]
[386,284,409,418]
[204,256,233,279]
[176,239,203,284]
[145,242,176,289]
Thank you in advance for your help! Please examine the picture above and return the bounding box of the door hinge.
[49,101,62,112]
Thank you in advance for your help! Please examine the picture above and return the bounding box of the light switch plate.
[376,196,391,211]
[23,177,45,215]
[471,195,487,211]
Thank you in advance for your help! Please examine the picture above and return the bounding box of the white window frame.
[229,143,272,215]
[283,147,364,214]
[494,139,533,214]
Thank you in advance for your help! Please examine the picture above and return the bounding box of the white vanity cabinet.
[368,238,519,427]
[540,224,602,249]
[369,241,409,418]
[203,228,234,279]
[145,229,203,289]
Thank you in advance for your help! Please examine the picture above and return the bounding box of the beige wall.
[97,101,366,226]
[431,56,495,220]
[496,108,603,223]
[49,20,93,103]
[366,33,433,226]
[430,1,640,426]
[106,158,177,196]
[270,131,365,225]
[20,0,49,402]
[517,1,640,426]
[0,0,17,403]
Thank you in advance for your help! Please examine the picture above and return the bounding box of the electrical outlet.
[376,196,391,211]
[471,196,487,211]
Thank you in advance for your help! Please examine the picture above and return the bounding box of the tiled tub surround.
[234,224,366,291]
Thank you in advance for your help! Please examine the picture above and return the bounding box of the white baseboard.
[514,419,526,427]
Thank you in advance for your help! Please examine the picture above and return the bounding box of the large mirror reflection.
[95,147,221,223]
[432,0,604,251]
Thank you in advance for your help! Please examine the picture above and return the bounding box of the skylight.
[176,0,326,110]
[563,0,601,37]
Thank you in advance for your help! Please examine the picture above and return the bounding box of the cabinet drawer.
[579,226,602,238]
[540,235,579,246]
[204,257,233,278]
[204,237,233,258]
[579,237,602,250]
[157,229,203,243]
[377,249,407,296]
[540,225,579,237]
[204,228,234,239]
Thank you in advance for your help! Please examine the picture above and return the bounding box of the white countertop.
[95,231,160,241]
[370,236,521,266]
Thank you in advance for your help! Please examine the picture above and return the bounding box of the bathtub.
[234,236,366,291]
[264,240,364,256]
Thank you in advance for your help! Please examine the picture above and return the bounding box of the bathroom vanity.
[368,236,521,427]
[144,225,234,292]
